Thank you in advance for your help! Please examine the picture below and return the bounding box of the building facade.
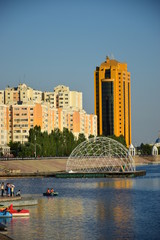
[0,104,8,145]
[0,84,97,145]
[4,83,42,105]
[43,85,82,110]
[94,56,131,146]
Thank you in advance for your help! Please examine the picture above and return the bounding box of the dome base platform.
[55,170,146,178]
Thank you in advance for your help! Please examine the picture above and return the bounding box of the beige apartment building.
[4,83,42,104]
[0,83,97,145]
[9,102,35,143]
[57,107,97,139]
[43,85,82,109]
[0,91,4,104]
[0,104,8,145]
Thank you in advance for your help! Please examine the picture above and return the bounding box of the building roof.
[155,137,160,144]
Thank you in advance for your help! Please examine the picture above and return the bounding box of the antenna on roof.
[110,53,115,59]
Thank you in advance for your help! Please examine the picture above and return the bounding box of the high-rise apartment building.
[43,85,82,109]
[9,103,35,143]
[0,83,97,144]
[94,56,131,146]
[0,91,4,104]
[0,104,8,145]
[4,84,42,104]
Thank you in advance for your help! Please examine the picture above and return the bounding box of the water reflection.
[98,179,133,189]
[3,165,160,240]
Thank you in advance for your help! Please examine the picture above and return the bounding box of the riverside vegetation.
[7,126,129,158]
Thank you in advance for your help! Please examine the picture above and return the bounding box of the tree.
[139,143,152,155]
[62,128,76,156]
[108,135,127,147]
[88,134,94,139]
[77,133,86,145]
[9,141,21,157]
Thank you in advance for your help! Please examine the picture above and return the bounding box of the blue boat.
[0,211,12,218]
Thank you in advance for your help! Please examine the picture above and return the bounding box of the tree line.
[8,126,157,158]
[9,126,93,158]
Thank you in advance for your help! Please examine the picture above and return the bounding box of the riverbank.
[0,156,159,178]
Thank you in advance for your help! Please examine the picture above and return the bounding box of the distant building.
[0,144,10,156]
[43,85,82,110]
[0,90,4,104]
[94,56,131,147]
[0,104,8,145]
[152,133,160,156]
[0,83,97,144]
[129,143,136,156]
[4,83,42,104]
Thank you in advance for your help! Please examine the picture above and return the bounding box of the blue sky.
[0,0,160,146]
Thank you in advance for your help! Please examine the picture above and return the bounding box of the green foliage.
[139,143,152,155]
[108,135,127,147]
[9,141,22,157]
[88,134,94,139]
[9,126,84,158]
[77,133,86,145]
[9,129,130,158]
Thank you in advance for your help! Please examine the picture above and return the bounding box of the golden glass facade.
[94,56,131,147]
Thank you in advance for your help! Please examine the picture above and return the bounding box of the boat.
[0,211,12,218]
[6,204,30,217]
[43,192,58,196]
[11,209,30,217]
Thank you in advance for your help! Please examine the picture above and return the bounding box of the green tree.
[108,135,127,147]
[62,128,76,156]
[140,143,152,155]
[88,134,94,139]
[9,141,21,157]
[77,133,86,145]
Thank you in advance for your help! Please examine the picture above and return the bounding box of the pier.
[0,196,38,207]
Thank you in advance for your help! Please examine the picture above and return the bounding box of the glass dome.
[66,137,136,173]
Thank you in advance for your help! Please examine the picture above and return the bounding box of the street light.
[35,135,36,159]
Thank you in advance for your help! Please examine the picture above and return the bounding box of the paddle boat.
[0,211,12,218]
[10,209,30,217]
[43,192,58,196]
[6,204,30,217]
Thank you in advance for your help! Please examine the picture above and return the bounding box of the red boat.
[7,204,30,217]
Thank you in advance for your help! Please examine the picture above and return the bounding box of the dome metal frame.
[66,137,136,173]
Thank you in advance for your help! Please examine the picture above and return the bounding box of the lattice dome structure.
[66,137,136,173]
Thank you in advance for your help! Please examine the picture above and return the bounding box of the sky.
[0,0,160,146]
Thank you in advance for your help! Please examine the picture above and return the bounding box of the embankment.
[0,156,159,178]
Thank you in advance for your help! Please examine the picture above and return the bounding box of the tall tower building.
[94,56,131,146]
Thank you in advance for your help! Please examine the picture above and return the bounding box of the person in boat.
[50,188,54,193]
[16,190,21,196]
[46,188,50,194]
[1,182,5,197]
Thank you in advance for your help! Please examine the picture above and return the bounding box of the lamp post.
[35,135,36,159]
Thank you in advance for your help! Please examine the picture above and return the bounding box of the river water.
[1,165,160,240]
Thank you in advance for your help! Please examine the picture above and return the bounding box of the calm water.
[1,165,160,240]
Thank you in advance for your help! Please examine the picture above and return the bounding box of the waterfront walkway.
[0,156,159,179]
[0,196,21,202]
